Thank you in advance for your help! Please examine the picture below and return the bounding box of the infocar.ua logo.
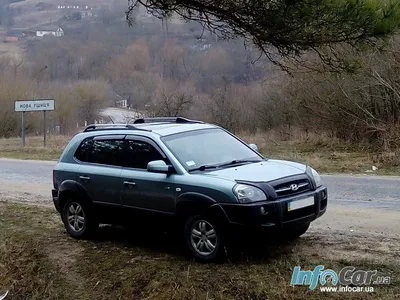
[290,265,390,291]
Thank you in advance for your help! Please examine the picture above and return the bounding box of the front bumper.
[217,186,327,229]
[52,189,61,212]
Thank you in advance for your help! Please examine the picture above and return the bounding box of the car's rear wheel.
[61,198,98,239]
[184,215,224,262]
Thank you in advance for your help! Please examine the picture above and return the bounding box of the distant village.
[1,1,210,58]
[2,3,100,43]
[4,26,64,43]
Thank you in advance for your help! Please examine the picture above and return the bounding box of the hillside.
[0,0,130,56]
[9,0,124,30]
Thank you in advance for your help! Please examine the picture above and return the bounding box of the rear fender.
[58,180,91,212]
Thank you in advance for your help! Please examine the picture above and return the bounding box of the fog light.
[260,207,267,215]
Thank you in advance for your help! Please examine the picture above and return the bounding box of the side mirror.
[249,143,259,152]
[147,160,173,174]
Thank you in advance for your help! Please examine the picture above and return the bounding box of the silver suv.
[52,117,327,261]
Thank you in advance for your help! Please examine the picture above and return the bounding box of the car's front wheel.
[184,215,224,262]
[61,198,98,239]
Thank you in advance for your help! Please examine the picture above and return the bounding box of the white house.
[36,27,64,37]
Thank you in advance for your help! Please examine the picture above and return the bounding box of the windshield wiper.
[217,159,262,168]
[188,164,219,172]
[189,159,262,172]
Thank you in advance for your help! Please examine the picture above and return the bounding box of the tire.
[280,222,310,241]
[183,215,224,262]
[61,198,98,239]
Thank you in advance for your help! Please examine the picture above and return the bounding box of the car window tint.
[75,138,125,166]
[124,140,163,169]
[75,138,94,162]
[90,140,125,166]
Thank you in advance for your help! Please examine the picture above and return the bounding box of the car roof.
[80,120,219,138]
[134,122,217,136]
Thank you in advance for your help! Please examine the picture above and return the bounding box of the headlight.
[311,168,322,187]
[233,184,267,203]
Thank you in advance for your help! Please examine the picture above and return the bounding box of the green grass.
[0,201,399,299]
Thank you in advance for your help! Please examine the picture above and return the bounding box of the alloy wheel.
[190,220,218,256]
[66,202,85,232]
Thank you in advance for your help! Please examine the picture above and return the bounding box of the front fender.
[176,192,229,224]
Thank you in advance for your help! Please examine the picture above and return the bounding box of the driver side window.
[123,140,164,170]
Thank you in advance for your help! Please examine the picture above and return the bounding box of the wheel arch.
[58,180,92,212]
[176,192,229,224]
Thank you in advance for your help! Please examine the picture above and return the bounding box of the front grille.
[273,179,311,197]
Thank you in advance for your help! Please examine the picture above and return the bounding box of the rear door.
[75,135,125,207]
[120,136,177,214]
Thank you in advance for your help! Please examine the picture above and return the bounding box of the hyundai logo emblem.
[290,184,299,191]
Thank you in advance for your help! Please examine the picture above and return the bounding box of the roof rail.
[83,124,151,133]
[133,117,204,124]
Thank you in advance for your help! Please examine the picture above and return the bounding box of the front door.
[120,136,176,215]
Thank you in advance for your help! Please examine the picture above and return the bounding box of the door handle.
[123,181,136,187]
[79,176,91,181]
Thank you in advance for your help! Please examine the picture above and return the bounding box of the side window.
[75,137,125,166]
[75,137,94,162]
[90,140,125,166]
[124,140,164,169]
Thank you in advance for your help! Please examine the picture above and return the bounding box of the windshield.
[161,128,264,171]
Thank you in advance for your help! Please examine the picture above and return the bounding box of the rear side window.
[124,140,164,169]
[75,137,125,166]
[75,138,94,162]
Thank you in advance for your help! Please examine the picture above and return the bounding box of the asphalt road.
[0,158,399,209]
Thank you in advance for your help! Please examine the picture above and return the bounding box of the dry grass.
[12,10,65,30]
[0,201,399,299]
[0,135,70,161]
[0,41,23,56]
[241,130,400,176]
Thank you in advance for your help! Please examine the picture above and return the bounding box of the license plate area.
[288,196,314,211]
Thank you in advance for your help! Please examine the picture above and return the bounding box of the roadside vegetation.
[0,135,68,160]
[0,201,399,300]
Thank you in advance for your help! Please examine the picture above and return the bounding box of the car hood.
[202,159,307,182]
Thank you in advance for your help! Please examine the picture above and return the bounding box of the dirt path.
[0,180,51,204]
[309,205,400,263]
[312,205,400,238]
